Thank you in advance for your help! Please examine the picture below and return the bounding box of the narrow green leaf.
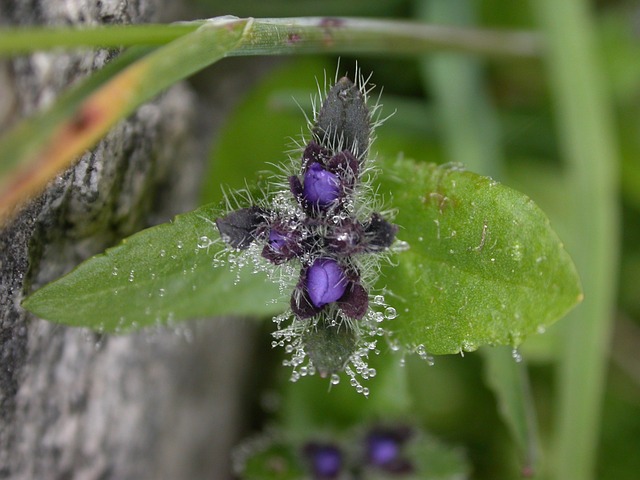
[482,347,539,475]
[23,203,284,332]
[378,158,582,355]
[533,1,620,479]
[0,24,200,56]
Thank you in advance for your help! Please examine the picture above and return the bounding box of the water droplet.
[197,236,211,249]
[510,243,523,261]
[536,325,546,334]
[177,241,184,249]
[158,288,166,297]
[111,266,119,276]
[392,240,410,252]
[511,348,523,363]
[384,307,397,319]
[128,270,135,282]
[373,295,385,305]
[330,373,340,385]
[159,249,166,257]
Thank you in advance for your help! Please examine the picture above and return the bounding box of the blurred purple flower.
[365,427,414,474]
[304,442,343,479]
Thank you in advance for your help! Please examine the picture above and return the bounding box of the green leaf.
[481,347,539,475]
[23,203,284,332]
[378,158,582,355]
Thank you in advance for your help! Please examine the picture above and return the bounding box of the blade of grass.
[0,23,201,56]
[416,0,540,474]
[0,16,543,223]
[533,1,619,479]
[0,17,544,58]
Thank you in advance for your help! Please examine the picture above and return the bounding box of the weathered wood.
[0,2,265,478]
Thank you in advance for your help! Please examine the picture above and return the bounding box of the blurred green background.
[190,0,640,479]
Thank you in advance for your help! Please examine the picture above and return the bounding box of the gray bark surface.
[0,1,269,478]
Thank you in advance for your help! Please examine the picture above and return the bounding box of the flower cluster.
[215,72,399,394]
[303,426,415,479]
[233,425,417,479]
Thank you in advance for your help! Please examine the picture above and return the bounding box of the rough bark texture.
[0,1,267,479]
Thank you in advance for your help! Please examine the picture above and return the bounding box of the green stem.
[0,17,543,59]
[533,1,619,479]
[0,23,201,55]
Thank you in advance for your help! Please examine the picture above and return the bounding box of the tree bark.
[0,1,263,478]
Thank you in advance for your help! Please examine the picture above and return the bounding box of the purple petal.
[303,443,343,479]
[306,258,347,308]
[302,141,331,170]
[327,150,359,188]
[337,282,369,320]
[269,228,289,250]
[289,174,304,200]
[261,222,303,264]
[290,287,323,319]
[303,163,341,207]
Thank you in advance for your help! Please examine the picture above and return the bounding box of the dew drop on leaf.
[511,348,523,363]
[384,307,397,319]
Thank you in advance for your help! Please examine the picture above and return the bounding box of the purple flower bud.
[261,221,303,264]
[303,162,341,207]
[304,443,343,479]
[306,258,347,308]
[268,228,289,250]
[327,150,359,189]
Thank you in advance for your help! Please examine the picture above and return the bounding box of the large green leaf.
[24,157,581,350]
[378,158,582,355]
[23,203,284,332]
